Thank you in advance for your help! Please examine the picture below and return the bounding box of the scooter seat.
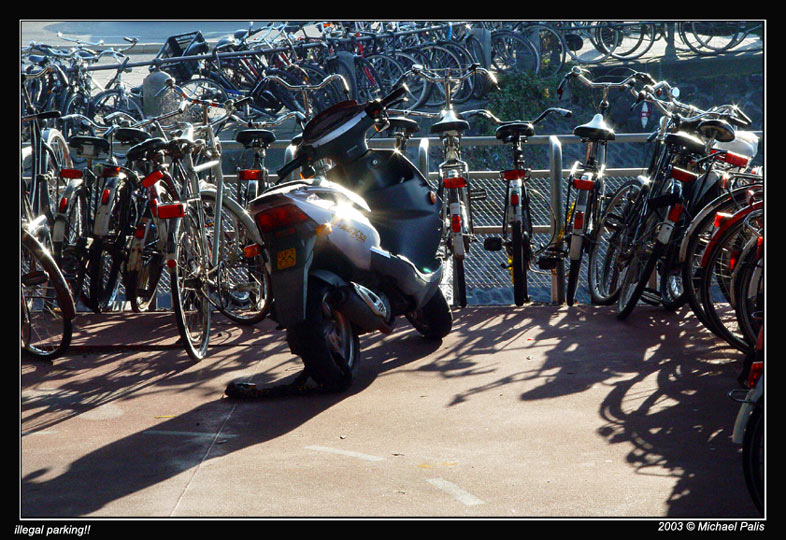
[236,129,276,149]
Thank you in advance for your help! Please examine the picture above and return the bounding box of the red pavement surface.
[20,305,763,519]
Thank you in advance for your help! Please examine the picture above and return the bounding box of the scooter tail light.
[255,204,310,233]
[444,176,467,189]
[238,169,262,181]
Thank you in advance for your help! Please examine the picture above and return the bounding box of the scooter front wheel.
[406,288,453,339]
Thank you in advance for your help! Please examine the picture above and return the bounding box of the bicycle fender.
[199,185,263,246]
[52,180,85,244]
[93,177,120,238]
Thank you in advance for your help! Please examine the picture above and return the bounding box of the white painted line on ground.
[21,430,58,436]
[144,430,236,439]
[305,445,385,462]
[426,478,485,506]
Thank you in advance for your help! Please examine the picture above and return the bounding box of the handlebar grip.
[380,83,410,108]
[731,106,752,128]
[276,153,308,181]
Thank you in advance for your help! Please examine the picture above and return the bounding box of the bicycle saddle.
[235,129,276,149]
[696,118,735,143]
[68,136,110,156]
[572,113,615,142]
[430,109,469,135]
[387,117,420,134]
[665,131,706,155]
[495,121,535,142]
[114,127,150,146]
[126,137,168,161]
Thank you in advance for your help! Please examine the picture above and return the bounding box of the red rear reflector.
[166,259,177,269]
[451,214,462,233]
[102,166,121,177]
[134,224,146,239]
[572,178,595,190]
[59,197,68,213]
[723,151,749,168]
[142,170,165,188]
[255,204,310,233]
[243,244,261,258]
[238,169,262,181]
[157,203,185,219]
[714,212,732,227]
[443,176,467,189]
[670,167,698,183]
[667,204,684,222]
[101,189,111,204]
[59,168,82,179]
[502,169,526,181]
[510,193,520,206]
[573,210,584,230]
[747,361,763,388]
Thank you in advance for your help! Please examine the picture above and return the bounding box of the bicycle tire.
[687,21,746,54]
[588,179,641,305]
[561,21,616,64]
[21,228,75,361]
[453,255,467,308]
[608,22,657,61]
[391,50,431,108]
[515,23,566,79]
[490,31,540,75]
[697,218,752,351]
[742,399,764,514]
[511,220,528,306]
[733,240,763,347]
[201,191,271,325]
[170,205,211,361]
[616,213,662,320]
[89,88,145,125]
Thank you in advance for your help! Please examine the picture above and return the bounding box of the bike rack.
[549,135,565,304]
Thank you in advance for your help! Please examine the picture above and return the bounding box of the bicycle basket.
[156,31,208,83]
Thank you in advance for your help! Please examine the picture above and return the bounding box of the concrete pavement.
[20,304,762,518]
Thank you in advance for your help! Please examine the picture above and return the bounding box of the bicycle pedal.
[469,188,487,201]
[483,237,503,251]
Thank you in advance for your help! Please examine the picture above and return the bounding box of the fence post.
[549,135,565,305]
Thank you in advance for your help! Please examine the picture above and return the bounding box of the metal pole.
[417,137,430,180]
[549,135,565,305]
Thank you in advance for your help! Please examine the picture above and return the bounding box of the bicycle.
[556,66,656,306]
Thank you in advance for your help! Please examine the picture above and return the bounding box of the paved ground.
[20,304,762,519]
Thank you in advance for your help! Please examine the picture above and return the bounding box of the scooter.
[227,84,452,395]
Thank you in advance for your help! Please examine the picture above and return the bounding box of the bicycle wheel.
[201,193,271,325]
[422,44,466,108]
[608,22,657,61]
[742,399,764,515]
[697,217,753,350]
[392,50,431,108]
[170,205,211,361]
[453,255,467,308]
[733,241,763,347]
[354,56,384,102]
[686,21,747,54]
[616,213,661,320]
[54,186,90,306]
[511,220,529,306]
[560,21,616,64]
[168,78,229,123]
[658,241,687,311]
[588,179,641,305]
[21,229,75,361]
[39,128,72,219]
[89,88,144,126]
[515,23,566,79]
[490,31,540,75]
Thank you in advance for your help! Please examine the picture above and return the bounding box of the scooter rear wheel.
[406,288,453,339]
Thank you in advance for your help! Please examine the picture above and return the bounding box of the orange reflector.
[157,203,185,219]
[243,244,261,258]
[142,169,165,188]
[670,167,698,183]
[510,193,520,206]
[166,259,177,269]
[451,214,462,233]
[134,224,146,239]
[443,176,467,189]
[315,223,333,238]
[238,169,262,181]
[747,361,763,389]
[102,165,121,177]
[572,178,595,190]
[59,168,83,179]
